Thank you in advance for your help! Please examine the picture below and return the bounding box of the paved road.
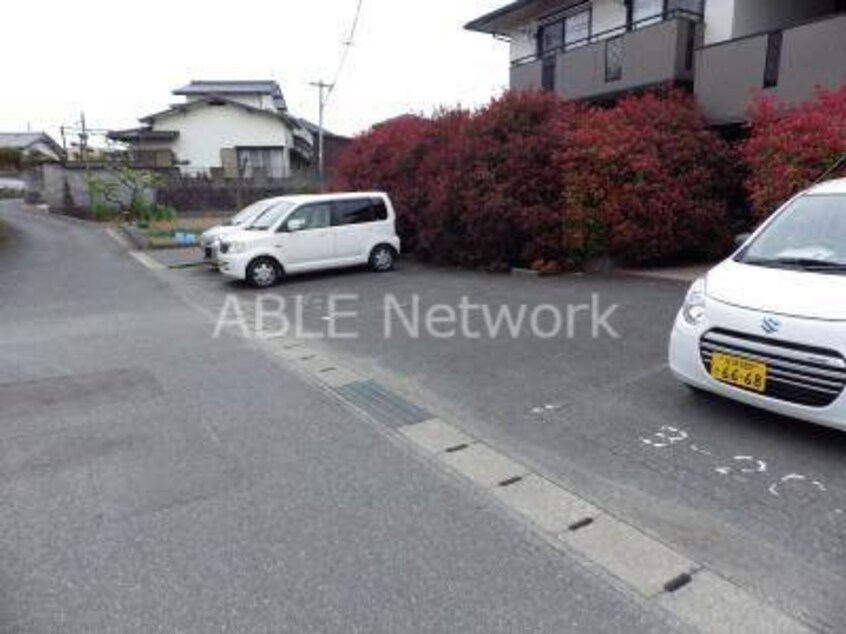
[159,242,846,630]
[0,203,691,631]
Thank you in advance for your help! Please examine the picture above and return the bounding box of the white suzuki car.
[200,198,280,263]
[217,192,401,287]
[669,178,846,431]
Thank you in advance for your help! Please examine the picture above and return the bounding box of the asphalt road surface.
[4,200,844,632]
[162,229,846,631]
[0,203,694,632]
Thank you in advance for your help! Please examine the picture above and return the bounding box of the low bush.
[744,86,846,221]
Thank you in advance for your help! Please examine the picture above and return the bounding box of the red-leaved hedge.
[744,86,846,221]
[332,89,737,268]
[557,90,737,263]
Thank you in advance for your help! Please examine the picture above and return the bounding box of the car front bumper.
[669,301,846,432]
[217,253,251,280]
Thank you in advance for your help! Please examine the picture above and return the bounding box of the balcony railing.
[512,7,704,67]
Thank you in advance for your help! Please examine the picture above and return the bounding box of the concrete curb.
[249,330,815,634]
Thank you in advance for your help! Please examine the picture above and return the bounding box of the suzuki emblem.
[761,316,781,335]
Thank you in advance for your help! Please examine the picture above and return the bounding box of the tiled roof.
[173,80,282,96]
[0,132,49,149]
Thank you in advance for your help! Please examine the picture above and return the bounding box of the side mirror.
[734,232,752,248]
[286,218,306,232]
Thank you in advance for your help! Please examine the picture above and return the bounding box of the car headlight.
[681,277,707,326]
[227,241,248,254]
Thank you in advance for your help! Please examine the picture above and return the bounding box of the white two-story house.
[467,0,846,125]
[109,80,314,178]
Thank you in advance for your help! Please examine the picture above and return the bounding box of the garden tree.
[332,114,434,252]
[744,86,846,221]
[88,164,171,221]
[556,89,738,263]
[445,92,579,268]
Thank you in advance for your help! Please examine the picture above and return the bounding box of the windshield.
[226,200,274,226]
[245,201,296,230]
[739,194,846,270]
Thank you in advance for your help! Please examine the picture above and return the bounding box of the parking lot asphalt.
[164,252,846,631]
[1,202,696,632]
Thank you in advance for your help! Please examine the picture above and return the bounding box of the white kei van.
[217,192,401,287]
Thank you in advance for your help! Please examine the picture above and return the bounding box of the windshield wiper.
[745,256,846,271]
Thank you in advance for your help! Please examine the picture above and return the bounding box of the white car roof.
[807,178,846,195]
[255,192,389,206]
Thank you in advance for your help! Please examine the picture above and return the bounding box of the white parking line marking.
[129,251,165,271]
[104,226,132,249]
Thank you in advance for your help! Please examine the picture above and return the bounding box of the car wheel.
[247,257,281,288]
[369,245,395,272]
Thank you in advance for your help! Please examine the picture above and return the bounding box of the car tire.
[247,257,282,288]
[369,245,396,272]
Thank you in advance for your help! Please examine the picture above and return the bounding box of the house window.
[564,8,591,50]
[632,0,665,28]
[536,3,592,56]
[537,22,563,57]
[605,37,624,82]
[236,147,287,179]
[763,31,783,88]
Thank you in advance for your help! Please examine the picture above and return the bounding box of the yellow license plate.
[710,352,767,393]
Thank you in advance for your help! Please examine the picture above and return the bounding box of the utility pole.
[309,80,334,190]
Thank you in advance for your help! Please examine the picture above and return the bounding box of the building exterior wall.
[511,58,545,91]
[695,33,767,122]
[702,0,735,44]
[591,0,627,37]
[509,27,536,62]
[696,12,846,123]
[731,0,837,38]
[150,103,293,176]
[490,0,845,123]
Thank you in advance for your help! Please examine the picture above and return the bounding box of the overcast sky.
[3,0,509,145]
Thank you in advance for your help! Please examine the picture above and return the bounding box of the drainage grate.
[333,380,432,429]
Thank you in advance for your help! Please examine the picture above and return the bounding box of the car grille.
[700,328,846,407]
[204,247,213,259]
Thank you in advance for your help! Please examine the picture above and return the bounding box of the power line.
[310,0,365,190]
[327,0,364,104]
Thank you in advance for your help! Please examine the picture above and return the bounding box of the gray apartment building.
[466,0,846,125]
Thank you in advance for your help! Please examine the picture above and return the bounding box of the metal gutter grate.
[333,380,431,428]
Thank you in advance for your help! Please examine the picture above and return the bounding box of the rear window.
[332,198,388,226]
[371,198,389,221]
